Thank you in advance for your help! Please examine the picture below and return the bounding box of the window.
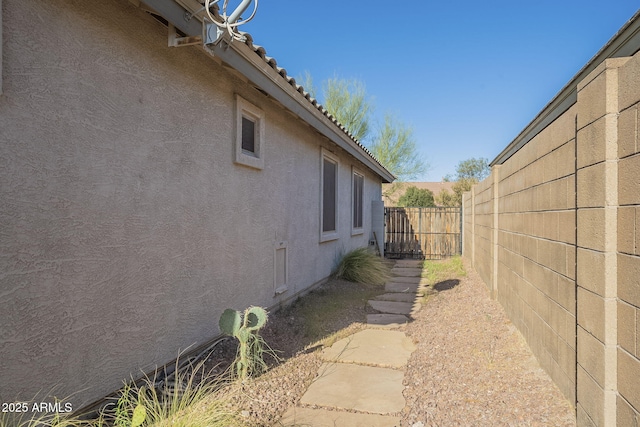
[352,169,364,233]
[241,117,256,153]
[235,95,264,169]
[320,149,339,242]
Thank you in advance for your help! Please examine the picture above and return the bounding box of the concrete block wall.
[463,50,640,426]
[471,174,495,290]
[615,52,640,426]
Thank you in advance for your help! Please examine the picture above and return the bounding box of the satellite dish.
[203,0,258,43]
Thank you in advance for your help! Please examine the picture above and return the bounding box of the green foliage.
[219,308,242,337]
[219,306,273,380]
[322,76,373,142]
[435,188,456,207]
[397,186,435,207]
[105,359,240,427]
[435,179,474,207]
[422,256,466,286]
[113,387,146,427]
[297,70,317,99]
[130,405,146,427]
[437,157,491,206]
[369,114,427,181]
[334,247,391,286]
[455,157,490,181]
[298,72,428,180]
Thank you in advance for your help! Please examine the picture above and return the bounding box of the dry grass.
[333,247,391,286]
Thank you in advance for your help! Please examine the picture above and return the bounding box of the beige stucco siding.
[0,0,383,408]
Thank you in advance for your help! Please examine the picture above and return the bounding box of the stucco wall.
[463,51,640,426]
[0,0,383,409]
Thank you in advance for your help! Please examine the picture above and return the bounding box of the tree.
[300,75,374,142]
[397,186,435,207]
[436,157,491,206]
[297,72,427,181]
[369,114,427,182]
[323,77,374,142]
[455,157,490,181]
[435,188,455,206]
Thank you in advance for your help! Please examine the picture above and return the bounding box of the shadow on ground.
[433,279,460,292]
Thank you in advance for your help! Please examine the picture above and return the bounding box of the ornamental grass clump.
[334,247,391,286]
[103,358,241,427]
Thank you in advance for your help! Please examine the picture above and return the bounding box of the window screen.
[353,172,364,229]
[241,116,255,153]
[323,158,337,233]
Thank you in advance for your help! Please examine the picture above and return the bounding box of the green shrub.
[334,247,391,286]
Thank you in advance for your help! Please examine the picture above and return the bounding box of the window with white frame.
[234,95,264,169]
[352,168,364,233]
[320,149,339,241]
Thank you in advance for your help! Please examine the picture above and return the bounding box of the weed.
[334,247,391,286]
[419,256,466,303]
[421,256,466,286]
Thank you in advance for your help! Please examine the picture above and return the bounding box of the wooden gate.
[384,207,462,259]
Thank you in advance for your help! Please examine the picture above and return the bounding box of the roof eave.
[138,0,396,183]
[205,38,396,183]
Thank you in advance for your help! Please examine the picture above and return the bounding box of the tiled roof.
[239,31,389,174]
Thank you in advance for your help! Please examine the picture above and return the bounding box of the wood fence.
[384,207,462,259]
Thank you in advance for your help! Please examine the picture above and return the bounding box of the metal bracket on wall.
[203,22,225,45]
[168,23,201,47]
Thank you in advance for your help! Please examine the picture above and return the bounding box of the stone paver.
[368,300,418,316]
[299,363,405,414]
[390,267,423,277]
[321,329,416,368]
[386,276,425,284]
[366,313,409,327]
[279,407,401,427]
[384,282,420,293]
[375,292,416,302]
[275,259,426,426]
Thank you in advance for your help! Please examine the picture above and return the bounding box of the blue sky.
[237,1,639,181]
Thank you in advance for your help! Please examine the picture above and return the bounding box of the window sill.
[320,232,339,243]
[351,228,364,236]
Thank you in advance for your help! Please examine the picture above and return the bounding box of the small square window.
[235,95,264,169]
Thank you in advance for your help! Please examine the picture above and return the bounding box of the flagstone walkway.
[278,260,426,427]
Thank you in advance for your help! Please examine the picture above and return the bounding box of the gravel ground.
[401,259,576,426]
[209,262,576,426]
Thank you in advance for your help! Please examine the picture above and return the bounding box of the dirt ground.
[204,261,576,426]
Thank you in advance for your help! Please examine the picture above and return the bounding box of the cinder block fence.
[463,14,640,427]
